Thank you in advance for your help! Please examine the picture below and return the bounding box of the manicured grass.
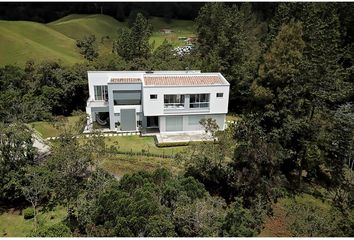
[105,135,188,155]
[99,154,183,178]
[0,206,66,237]
[29,115,82,139]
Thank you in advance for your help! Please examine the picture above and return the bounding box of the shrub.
[32,222,72,237]
[156,142,190,148]
[23,207,35,220]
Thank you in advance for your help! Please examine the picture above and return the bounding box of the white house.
[85,70,230,134]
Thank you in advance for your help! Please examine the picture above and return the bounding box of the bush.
[32,222,72,237]
[23,207,35,220]
[156,142,190,148]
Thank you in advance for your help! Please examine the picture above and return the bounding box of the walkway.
[45,131,140,141]
[156,132,214,144]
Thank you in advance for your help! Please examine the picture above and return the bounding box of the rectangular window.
[94,85,108,101]
[150,94,157,99]
[166,116,183,131]
[189,115,204,125]
[164,94,185,109]
[190,94,210,108]
[217,92,223,98]
[113,90,141,105]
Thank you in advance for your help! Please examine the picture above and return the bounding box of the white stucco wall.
[143,85,229,116]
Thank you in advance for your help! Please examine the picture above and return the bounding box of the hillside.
[47,14,125,41]
[0,20,81,66]
[0,14,195,66]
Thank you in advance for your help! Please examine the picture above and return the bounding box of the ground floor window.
[166,116,183,131]
[188,115,205,125]
[147,116,159,128]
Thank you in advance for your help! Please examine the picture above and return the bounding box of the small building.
[85,71,230,134]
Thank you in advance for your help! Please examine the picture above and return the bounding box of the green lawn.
[0,206,66,237]
[29,115,82,139]
[105,135,188,156]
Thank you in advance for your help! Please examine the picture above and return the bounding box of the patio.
[155,131,214,144]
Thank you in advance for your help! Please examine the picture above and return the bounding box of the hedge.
[23,207,35,220]
[156,141,190,148]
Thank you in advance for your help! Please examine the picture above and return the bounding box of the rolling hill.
[0,14,195,66]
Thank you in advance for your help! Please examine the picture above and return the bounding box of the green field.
[0,14,195,66]
[28,115,81,139]
[0,206,66,237]
[149,17,196,48]
[0,20,81,66]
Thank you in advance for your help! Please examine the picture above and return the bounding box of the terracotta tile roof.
[144,75,225,86]
[110,78,141,83]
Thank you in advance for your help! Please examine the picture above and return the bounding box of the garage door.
[166,116,183,131]
[121,109,136,131]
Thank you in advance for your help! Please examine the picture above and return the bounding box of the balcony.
[86,99,109,108]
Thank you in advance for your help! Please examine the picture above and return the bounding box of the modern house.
[85,71,230,134]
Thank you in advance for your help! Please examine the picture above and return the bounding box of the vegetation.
[0,14,195,66]
[1,2,354,237]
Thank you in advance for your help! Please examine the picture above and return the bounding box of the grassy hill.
[0,14,195,66]
[0,20,82,66]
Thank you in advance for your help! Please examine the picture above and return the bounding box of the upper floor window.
[190,94,210,108]
[216,92,223,98]
[113,90,141,105]
[94,85,108,101]
[150,94,157,100]
[164,94,185,109]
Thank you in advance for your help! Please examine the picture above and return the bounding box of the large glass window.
[94,85,108,101]
[164,95,185,109]
[190,94,210,108]
[166,116,183,131]
[189,115,204,125]
[113,91,141,105]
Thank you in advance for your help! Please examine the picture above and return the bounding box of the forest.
[0,2,354,237]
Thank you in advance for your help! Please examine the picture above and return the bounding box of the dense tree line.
[1,2,354,236]
[0,2,204,22]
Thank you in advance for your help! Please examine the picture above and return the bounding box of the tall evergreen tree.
[113,13,152,61]
[195,3,265,112]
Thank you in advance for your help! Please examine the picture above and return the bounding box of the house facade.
[85,71,230,133]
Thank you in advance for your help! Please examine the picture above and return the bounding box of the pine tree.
[196,3,264,112]
[113,13,152,61]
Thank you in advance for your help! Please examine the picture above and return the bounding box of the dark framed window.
[113,90,141,105]
[94,85,108,101]
[164,94,185,109]
[217,92,223,98]
[190,94,210,108]
[150,94,157,99]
